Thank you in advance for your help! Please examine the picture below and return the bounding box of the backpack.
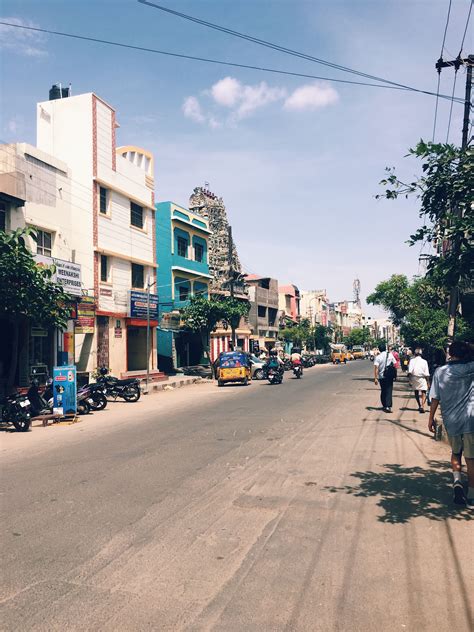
[384,352,397,380]
[268,357,279,369]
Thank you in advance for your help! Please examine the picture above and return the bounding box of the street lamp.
[145,276,157,394]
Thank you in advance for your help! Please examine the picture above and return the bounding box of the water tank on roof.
[49,84,71,100]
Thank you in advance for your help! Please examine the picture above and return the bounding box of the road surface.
[1,362,472,631]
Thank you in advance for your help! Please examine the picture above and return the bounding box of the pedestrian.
[408,348,430,413]
[391,346,401,370]
[373,343,396,413]
[428,341,474,507]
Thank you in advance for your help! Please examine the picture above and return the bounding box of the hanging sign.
[52,365,77,416]
[129,291,158,320]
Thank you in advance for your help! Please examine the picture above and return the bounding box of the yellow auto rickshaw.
[217,351,251,387]
[331,347,348,364]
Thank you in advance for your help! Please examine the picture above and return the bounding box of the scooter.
[267,367,283,384]
[78,383,107,411]
[293,363,303,379]
[0,392,31,432]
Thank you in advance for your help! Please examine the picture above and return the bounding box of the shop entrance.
[127,326,148,371]
[175,331,202,367]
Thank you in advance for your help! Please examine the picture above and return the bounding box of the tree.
[0,228,71,390]
[181,296,225,369]
[220,297,250,349]
[313,325,332,352]
[367,274,468,353]
[377,141,474,336]
[343,327,370,348]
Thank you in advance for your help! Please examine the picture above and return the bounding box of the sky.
[1,0,472,318]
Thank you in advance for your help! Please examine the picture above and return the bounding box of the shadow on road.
[325,460,473,523]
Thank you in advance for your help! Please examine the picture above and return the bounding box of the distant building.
[155,201,212,372]
[245,275,279,353]
[278,284,301,325]
[300,289,329,327]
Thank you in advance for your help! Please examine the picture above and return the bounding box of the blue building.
[155,201,212,372]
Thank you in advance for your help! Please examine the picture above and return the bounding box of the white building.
[0,142,80,386]
[36,87,157,378]
[300,289,329,326]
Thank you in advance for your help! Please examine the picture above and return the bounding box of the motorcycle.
[0,392,31,432]
[267,367,283,384]
[293,363,303,379]
[28,378,91,417]
[78,383,107,411]
[96,368,141,402]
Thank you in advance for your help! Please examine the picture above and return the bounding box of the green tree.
[377,141,474,336]
[220,297,250,349]
[313,325,332,352]
[181,295,226,369]
[0,228,71,390]
[343,327,370,348]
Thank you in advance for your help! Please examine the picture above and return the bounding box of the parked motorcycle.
[0,392,31,432]
[78,383,107,411]
[28,378,91,416]
[267,367,283,384]
[96,368,141,402]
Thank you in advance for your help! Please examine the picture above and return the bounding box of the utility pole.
[227,225,236,350]
[435,54,473,342]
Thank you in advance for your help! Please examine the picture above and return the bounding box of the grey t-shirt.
[430,361,474,436]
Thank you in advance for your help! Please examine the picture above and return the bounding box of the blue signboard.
[130,291,159,320]
[52,365,77,416]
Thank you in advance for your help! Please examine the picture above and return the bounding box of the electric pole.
[228,225,236,350]
[435,54,473,342]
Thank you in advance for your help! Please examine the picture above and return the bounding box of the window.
[194,242,204,263]
[130,202,143,228]
[99,187,108,214]
[0,202,6,231]
[36,229,52,256]
[258,305,267,318]
[179,284,189,301]
[100,255,108,282]
[131,263,144,288]
[177,236,188,258]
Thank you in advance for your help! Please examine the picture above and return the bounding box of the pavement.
[1,361,472,631]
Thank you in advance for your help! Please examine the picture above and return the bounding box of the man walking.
[374,343,396,413]
[408,348,430,413]
[428,341,474,507]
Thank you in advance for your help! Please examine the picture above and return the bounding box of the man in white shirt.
[408,348,430,413]
[374,343,396,413]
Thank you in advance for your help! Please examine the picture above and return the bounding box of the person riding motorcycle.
[290,347,303,374]
[266,349,284,374]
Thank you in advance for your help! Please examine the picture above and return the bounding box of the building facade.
[245,275,279,353]
[0,141,80,387]
[300,289,329,327]
[155,201,212,372]
[278,284,301,325]
[36,88,157,378]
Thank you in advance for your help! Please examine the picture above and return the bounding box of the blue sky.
[1,0,472,316]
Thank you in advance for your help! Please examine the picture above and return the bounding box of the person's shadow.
[325,460,472,523]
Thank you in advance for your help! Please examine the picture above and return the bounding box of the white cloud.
[284,82,339,111]
[182,96,205,124]
[234,82,287,120]
[0,17,47,57]
[211,77,241,107]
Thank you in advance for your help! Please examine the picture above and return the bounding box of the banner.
[75,296,95,334]
[52,365,77,416]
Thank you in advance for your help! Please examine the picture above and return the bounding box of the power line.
[433,0,453,141]
[446,69,459,142]
[459,0,473,54]
[0,21,464,103]
[138,0,460,99]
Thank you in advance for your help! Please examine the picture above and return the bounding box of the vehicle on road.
[217,351,251,387]
[249,354,266,380]
[331,347,347,364]
[0,392,31,432]
[351,346,365,359]
[267,367,283,384]
[96,368,141,402]
[293,363,303,379]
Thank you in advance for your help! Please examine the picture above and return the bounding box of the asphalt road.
[1,362,472,631]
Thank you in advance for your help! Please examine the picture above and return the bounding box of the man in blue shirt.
[429,341,474,507]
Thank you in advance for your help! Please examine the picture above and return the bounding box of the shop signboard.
[129,291,158,320]
[160,311,181,330]
[52,365,77,416]
[35,254,82,297]
[75,296,95,334]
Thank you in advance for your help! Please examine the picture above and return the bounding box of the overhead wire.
[459,0,473,54]
[433,0,453,141]
[0,21,465,103]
